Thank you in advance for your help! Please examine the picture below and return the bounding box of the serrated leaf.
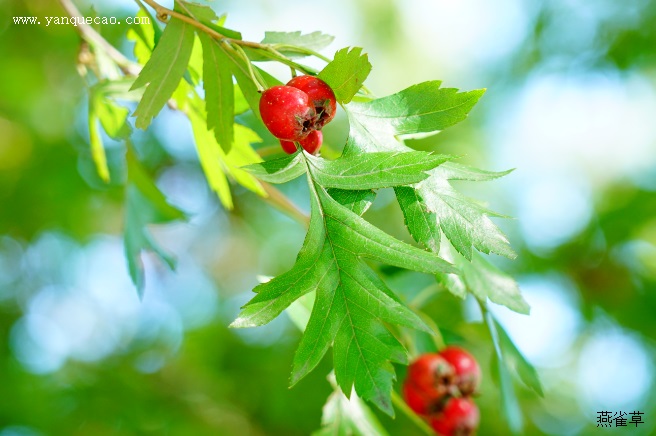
[124,145,185,295]
[437,161,514,182]
[243,152,306,184]
[327,188,376,216]
[306,152,451,190]
[343,82,485,155]
[314,374,389,436]
[262,31,334,57]
[462,253,529,315]
[414,165,516,260]
[234,152,455,414]
[437,242,529,314]
[318,47,371,104]
[131,18,195,129]
[395,186,440,253]
[199,33,234,151]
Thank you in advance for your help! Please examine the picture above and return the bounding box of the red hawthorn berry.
[286,75,337,128]
[259,85,315,140]
[405,354,455,409]
[403,380,434,416]
[439,347,482,396]
[279,130,323,155]
[430,397,480,436]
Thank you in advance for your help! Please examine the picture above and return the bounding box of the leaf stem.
[232,43,266,91]
[140,0,319,77]
[391,391,435,436]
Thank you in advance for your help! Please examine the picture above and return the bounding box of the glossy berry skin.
[430,397,480,436]
[439,347,482,396]
[259,85,314,140]
[403,380,434,415]
[286,75,337,128]
[404,354,455,412]
[279,130,323,155]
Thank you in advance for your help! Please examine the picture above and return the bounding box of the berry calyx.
[439,347,482,396]
[405,354,455,407]
[279,130,323,155]
[259,85,315,141]
[430,397,480,436]
[286,75,337,129]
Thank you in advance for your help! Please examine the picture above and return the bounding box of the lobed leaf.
[319,47,372,104]
[306,151,452,190]
[313,374,389,436]
[262,31,334,57]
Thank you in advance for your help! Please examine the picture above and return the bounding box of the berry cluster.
[403,347,482,435]
[259,75,337,155]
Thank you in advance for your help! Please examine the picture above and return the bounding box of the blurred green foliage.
[1,0,655,435]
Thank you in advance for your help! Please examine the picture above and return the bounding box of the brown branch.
[59,0,310,226]
[58,0,142,76]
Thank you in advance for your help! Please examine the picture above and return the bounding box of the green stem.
[391,391,435,435]
[232,43,266,91]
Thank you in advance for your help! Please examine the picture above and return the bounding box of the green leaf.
[124,145,185,295]
[462,253,529,315]
[327,188,376,216]
[395,186,440,253]
[87,87,132,183]
[313,373,390,436]
[318,47,372,104]
[199,33,234,151]
[88,111,109,183]
[243,152,306,184]
[413,164,516,260]
[186,94,265,209]
[437,243,529,314]
[177,0,218,23]
[131,17,195,129]
[343,82,485,154]
[437,161,514,182]
[307,152,451,190]
[496,321,544,396]
[262,31,334,57]
[234,153,456,414]
[484,308,524,435]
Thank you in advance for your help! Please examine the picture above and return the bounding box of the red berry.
[259,85,315,140]
[406,354,455,403]
[279,130,323,155]
[287,75,337,128]
[280,139,298,154]
[439,347,481,396]
[430,398,480,436]
[403,380,433,415]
